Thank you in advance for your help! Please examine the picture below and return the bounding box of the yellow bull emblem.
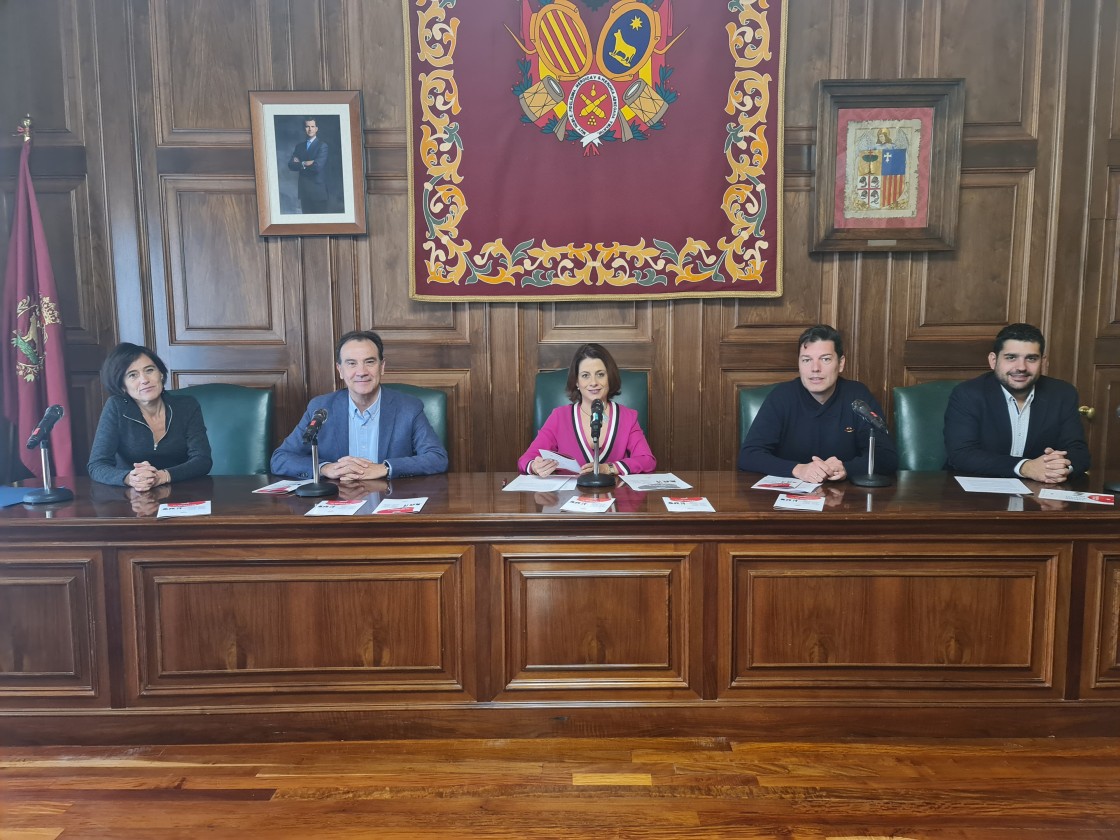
[609,29,637,67]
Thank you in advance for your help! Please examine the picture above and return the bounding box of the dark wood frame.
[812,78,964,252]
[248,90,366,236]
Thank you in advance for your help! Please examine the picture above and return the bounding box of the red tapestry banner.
[404,0,786,302]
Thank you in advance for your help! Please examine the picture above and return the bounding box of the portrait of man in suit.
[272,113,345,216]
[288,116,329,213]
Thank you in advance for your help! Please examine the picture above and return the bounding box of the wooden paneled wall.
[1,0,1118,479]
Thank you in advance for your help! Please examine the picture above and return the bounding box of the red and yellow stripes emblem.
[531,0,592,80]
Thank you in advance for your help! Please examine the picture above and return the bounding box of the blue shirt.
[348,391,381,463]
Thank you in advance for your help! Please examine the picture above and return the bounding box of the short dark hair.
[993,323,1045,356]
[565,343,622,403]
[100,342,169,397]
[797,324,844,358]
[303,117,318,126]
[335,330,384,364]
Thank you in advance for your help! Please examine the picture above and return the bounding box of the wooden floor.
[1,737,1118,839]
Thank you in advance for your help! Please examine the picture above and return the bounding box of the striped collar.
[568,401,618,463]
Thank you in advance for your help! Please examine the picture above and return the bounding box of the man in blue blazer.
[944,323,1089,482]
[270,330,448,480]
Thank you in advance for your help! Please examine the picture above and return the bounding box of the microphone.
[590,399,604,442]
[851,399,888,433]
[302,407,328,443]
[296,406,338,498]
[577,398,614,488]
[849,399,893,488]
[26,405,64,449]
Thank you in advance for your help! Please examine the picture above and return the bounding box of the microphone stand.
[849,427,893,488]
[576,414,614,489]
[294,426,338,498]
[23,437,74,504]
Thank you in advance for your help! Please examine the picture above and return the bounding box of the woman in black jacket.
[87,343,211,488]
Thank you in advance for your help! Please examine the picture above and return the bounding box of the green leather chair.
[892,380,962,471]
[387,383,449,449]
[173,383,274,475]
[533,369,649,433]
[738,382,779,444]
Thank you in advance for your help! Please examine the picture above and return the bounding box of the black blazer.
[943,372,1090,477]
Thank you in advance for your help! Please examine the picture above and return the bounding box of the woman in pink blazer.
[518,344,656,477]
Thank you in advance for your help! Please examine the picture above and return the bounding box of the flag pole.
[2,112,77,482]
[1,116,33,483]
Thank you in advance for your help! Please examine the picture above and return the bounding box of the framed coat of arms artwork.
[811,79,964,252]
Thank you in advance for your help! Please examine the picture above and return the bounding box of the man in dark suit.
[287,117,329,213]
[944,323,1089,482]
[270,330,448,480]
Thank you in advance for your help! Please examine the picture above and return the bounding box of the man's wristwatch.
[383,461,392,478]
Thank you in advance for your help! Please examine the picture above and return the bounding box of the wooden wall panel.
[122,545,475,704]
[496,542,702,699]
[1,0,1117,479]
[164,179,281,340]
[719,541,1069,699]
[151,0,270,142]
[1077,3,1120,483]
[1082,545,1120,699]
[936,0,1039,134]
[0,550,107,706]
[922,176,1030,328]
[0,0,80,145]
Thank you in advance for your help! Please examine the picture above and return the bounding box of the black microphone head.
[302,407,329,443]
[26,404,66,447]
[851,399,886,431]
[591,398,604,418]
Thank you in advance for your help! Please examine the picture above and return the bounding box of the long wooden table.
[2,472,1118,744]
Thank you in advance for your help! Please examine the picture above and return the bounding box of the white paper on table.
[773,493,825,512]
[560,494,615,513]
[252,479,313,494]
[373,497,428,514]
[1038,488,1115,506]
[751,475,821,494]
[156,500,212,518]
[663,496,715,512]
[540,449,583,474]
[621,473,692,491]
[502,474,576,492]
[305,499,366,516]
[955,476,1031,495]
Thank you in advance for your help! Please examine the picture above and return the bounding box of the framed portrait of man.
[249,90,366,236]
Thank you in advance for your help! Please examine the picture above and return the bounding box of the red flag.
[1,141,74,478]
